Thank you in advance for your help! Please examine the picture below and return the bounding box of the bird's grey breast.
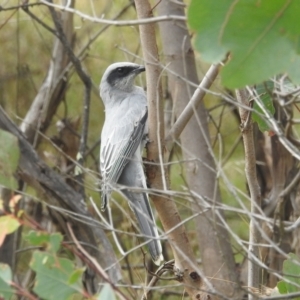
[100,91,147,172]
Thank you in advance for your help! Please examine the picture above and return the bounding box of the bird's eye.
[117,68,124,74]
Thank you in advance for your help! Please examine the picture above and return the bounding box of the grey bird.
[99,62,163,265]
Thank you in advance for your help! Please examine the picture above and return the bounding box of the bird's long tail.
[124,191,163,265]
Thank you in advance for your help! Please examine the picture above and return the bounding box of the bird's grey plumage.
[99,62,163,265]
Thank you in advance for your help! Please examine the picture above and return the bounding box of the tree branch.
[0,106,121,284]
[19,0,74,145]
[165,63,220,145]
[40,0,186,26]
[236,89,261,299]
[47,1,92,196]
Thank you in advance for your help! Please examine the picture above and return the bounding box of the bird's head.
[100,62,145,97]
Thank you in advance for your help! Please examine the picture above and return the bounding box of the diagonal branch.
[47,1,92,196]
[165,63,220,145]
[0,106,121,283]
[20,0,75,146]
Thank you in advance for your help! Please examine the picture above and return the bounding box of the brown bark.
[256,102,295,288]
[134,0,208,299]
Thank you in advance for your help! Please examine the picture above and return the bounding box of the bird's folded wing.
[100,108,147,209]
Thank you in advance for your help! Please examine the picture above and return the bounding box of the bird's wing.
[100,105,147,210]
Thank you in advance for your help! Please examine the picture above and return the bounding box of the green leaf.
[97,284,116,300]
[277,280,287,294]
[68,268,85,285]
[0,129,20,189]
[25,231,63,253]
[188,0,231,63]
[48,233,63,253]
[278,253,300,296]
[0,215,20,247]
[252,82,275,132]
[30,251,82,300]
[188,0,300,88]
[0,263,13,299]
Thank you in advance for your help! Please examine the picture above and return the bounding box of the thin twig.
[142,260,176,300]
[279,168,300,198]
[236,88,261,300]
[165,64,220,145]
[67,222,128,300]
[10,282,38,300]
[40,0,186,26]
[21,5,57,36]
[48,1,91,197]
[0,2,42,11]
[248,87,300,160]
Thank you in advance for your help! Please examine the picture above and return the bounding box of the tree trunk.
[134,1,210,299]
[157,1,240,298]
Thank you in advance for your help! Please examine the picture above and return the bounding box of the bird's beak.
[134,66,146,74]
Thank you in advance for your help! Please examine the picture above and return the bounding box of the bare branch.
[20,0,75,144]
[67,223,128,300]
[165,63,220,145]
[40,0,185,26]
[0,106,121,283]
[248,87,300,160]
[46,0,92,197]
[236,89,262,299]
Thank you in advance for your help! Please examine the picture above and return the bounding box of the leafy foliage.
[188,0,300,88]
[25,231,63,253]
[24,231,82,300]
[277,253,300,296]
[0,227,120,300]
[0,215,20,247]
[30,251,83,300]
[252,81,275,132]
[0,264,13,299]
